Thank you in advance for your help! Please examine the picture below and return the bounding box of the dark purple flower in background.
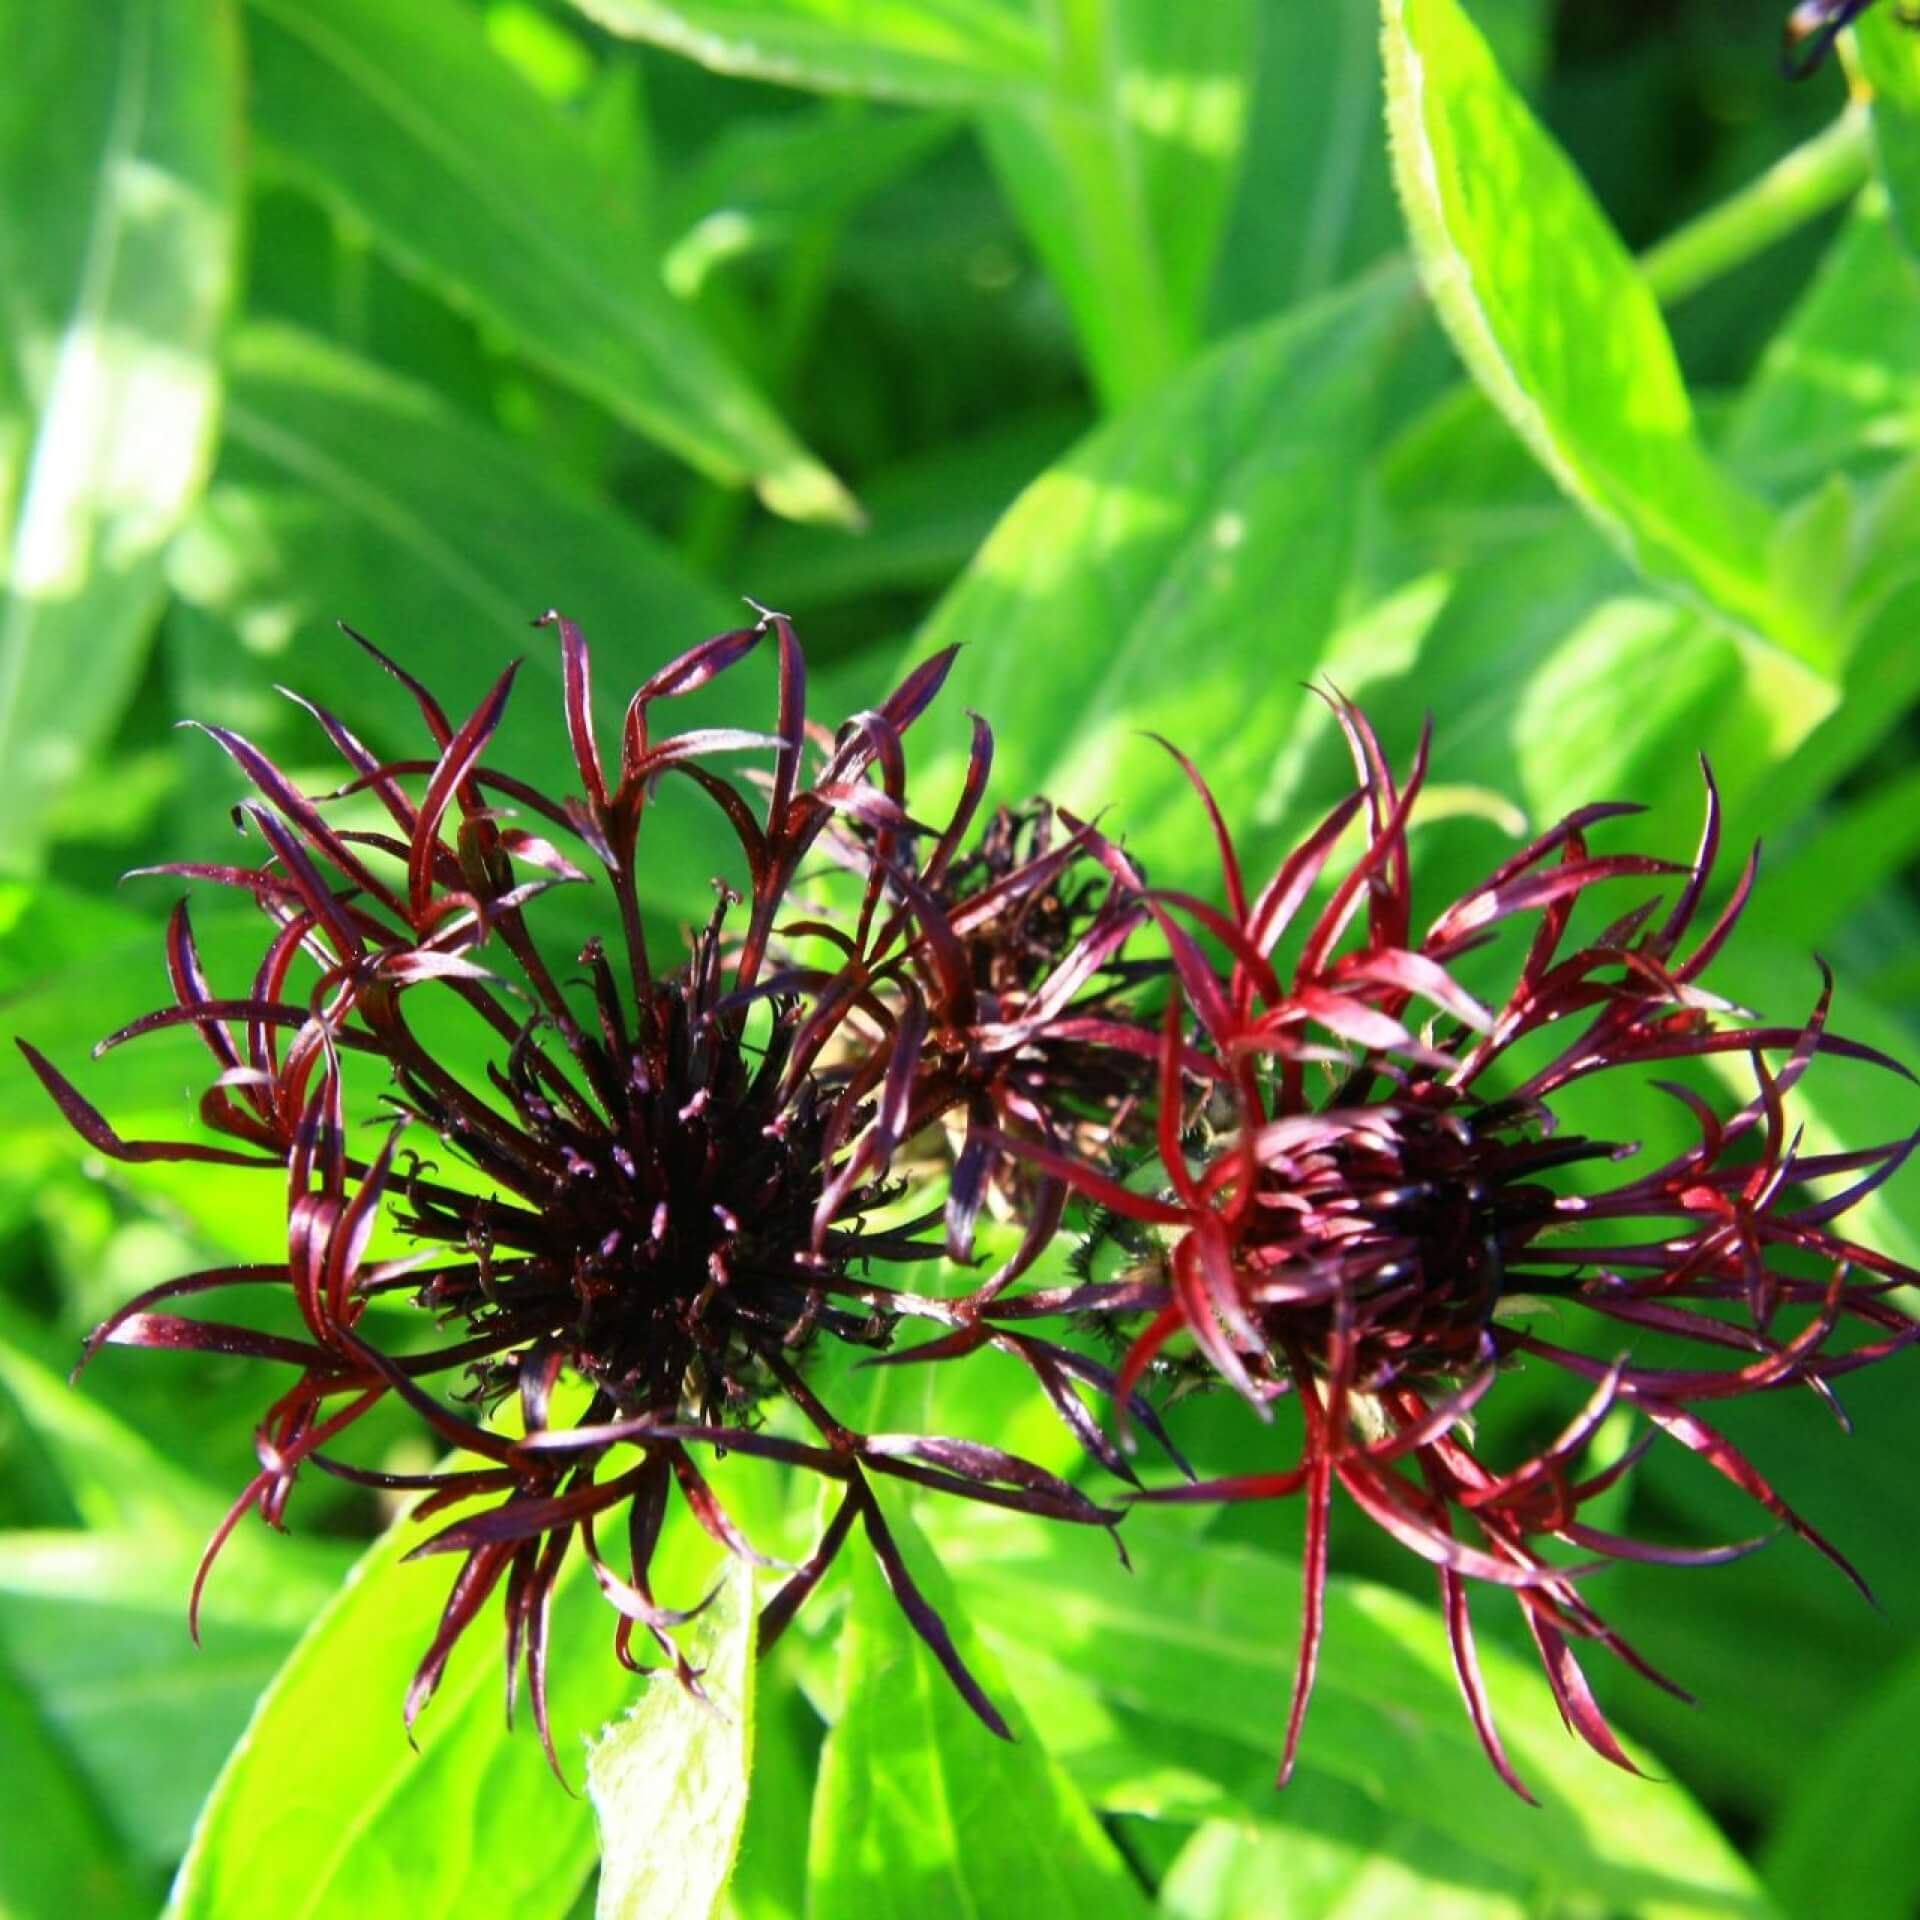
[996,703,1920,1799]
[19,609,1145,1761]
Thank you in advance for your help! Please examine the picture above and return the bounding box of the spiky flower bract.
[992,702,1920,1800]
[20,609,1155,1760]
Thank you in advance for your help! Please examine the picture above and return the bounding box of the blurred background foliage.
[2,0,1919,1915]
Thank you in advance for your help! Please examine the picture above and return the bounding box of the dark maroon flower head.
[1009,704,1920,1800]
[19,608,1141,1764]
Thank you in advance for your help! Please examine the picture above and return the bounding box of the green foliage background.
[2,1,1918,1915]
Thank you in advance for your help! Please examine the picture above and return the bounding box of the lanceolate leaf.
[587,1557,757,1920]
[563,0,1054,105]
[569,0,1253,408]
[808,1504,1151,1920]
[165,1481,700,1920]
[0,0,240,874]
[977,0,1256,406]
[1380,0,1834,682]
[244,0,854,524]
[891,269,1411,892]
[1858,6,1920,261]
[941,1511,1778,1920]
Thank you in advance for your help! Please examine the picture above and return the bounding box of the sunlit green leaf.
[978,0,1255,406]
[1858,6,1920,261]
[166,1476,711,1920]
[940,1510,1779,1919]
[808,1503,1150,1920]
[565,0,1053,105]
[588,1557,756,1920]
[0,0,239,874]
[245,0,854,524]
[1380,0,1833,683]
[892,268,1412,892]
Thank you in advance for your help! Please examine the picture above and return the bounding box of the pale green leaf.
[0,0,240,873]
[588,1557,757,1920]
[1380,0,1833,683]
[245,0,854,523]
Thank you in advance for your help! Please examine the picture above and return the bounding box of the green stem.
[1641,105,1873,308]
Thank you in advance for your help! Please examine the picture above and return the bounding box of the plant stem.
[1641,105,1873,308]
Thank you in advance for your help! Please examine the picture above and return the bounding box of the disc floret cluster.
[23,609,1918,1798]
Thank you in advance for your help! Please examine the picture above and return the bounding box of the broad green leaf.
[0,1529,345,1872]
[895,269,1413,892]
[1762,1639,1920,1920]
[565,0,1053,105]
[1162,1799,1532,1920]
[245,0,854,524]
[807,1505,1151,1920]
[1859,7,1920,261]
[720,1672,822,1920]
[166,1475,712,1920]
[0,1647,150,1920]
[0,0,239,874]
[1726,195,1920,495]
[978,0,1256,406]
[588,1557,757,1920]
[939,1511,1778,1920]
[1380,0,1833,682]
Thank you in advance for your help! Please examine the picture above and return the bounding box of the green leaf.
[1212,0,1404,328]
[573,0,1251,408]
[0,1645,150,1920]
[892,269,1412,892]
[1762,1630,1920,1920]
[807,1504,1151,1920]
[1726,195,1920,496]
[978,0,1256,406]
[0,0,240,874]
[0,1529,345,1873]
[588,1556,757,1920]
[564,0,1054,105]
[244,0,854,524]
[165,1476,709,1920]
[941,1510,1778,1920]
[662,103,960,298]
[1380,0,1833,682]
[1859,6,1920,262]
